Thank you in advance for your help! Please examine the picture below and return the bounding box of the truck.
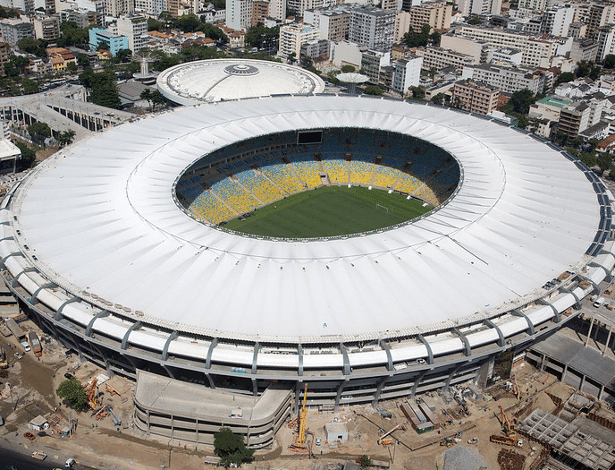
[31,451,47,460]
[28,330,42,357]
[6,318,25,341]
[0,346,7,369]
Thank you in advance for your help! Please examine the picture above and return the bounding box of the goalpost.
[376,204,389,213]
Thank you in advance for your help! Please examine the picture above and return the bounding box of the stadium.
[156,58,326,105]
[0,95,613,448]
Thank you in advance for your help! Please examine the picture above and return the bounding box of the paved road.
[0,446,58,469]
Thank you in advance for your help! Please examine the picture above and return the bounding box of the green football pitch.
[223,186,431,238]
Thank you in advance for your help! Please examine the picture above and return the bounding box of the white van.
[594,297,606,308]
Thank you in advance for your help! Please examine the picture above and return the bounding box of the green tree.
[14,141,36,170]
[0,6,19,18]
[57,129,76,147]
[341,65,356,73]
[21,78,39,94]
[555,71,574,86]
[56,377,88,411]
[245,25,278,50]
[598,153,612,172]
[359,455,372,468]
[431,92,444,105]
[402,24,435,48]
[57,21,90,48]
[287,52,297,64]
[411,86,425,100]
[148,17,164,31]
[77,53,90,67]
[214,428,255,467]
[115,48,132,63]
[300,55,313,68]
[503,88,535,114]
[66,62,77,73]
[79,67,120,109]
[605,54,615,69]
[364,84,383,95]
[17,38,47,58]
[576,60,592,78]
[10,55,29,74]
[174,14,201,33]
[27,122,51,143]
[580,151,597,167]
[468,16,482,25]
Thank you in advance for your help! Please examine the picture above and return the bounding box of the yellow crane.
[290,383,310,450]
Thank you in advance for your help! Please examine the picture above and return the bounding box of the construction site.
[2,302,615,470]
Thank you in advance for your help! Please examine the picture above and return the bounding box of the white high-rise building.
[268,0,285,21]
[278,22,320,57]
[457,0,501,17]
[392,55,422,94]
[116,14,147,53]
[134,0,167,16]
[541,5,575,38]
[226,0,252,31]
[349,7,395,51]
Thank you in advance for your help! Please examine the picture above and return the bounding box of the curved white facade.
[156,59,326,105]
[0,95,613,409]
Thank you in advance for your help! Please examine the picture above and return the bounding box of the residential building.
[33,15,60,42]
[201,7,226,23]
[407,1,451,33]
[457,0,502,17]
[0,19,34,46]
[414,46,476,71]
[268,0,285,21]
[46,47,76,72]
[568,22,586,39]
[229,30,246,48]
[595,24,615,62]
[226,0,252,30]
[300,38,329,59]
[487,47,522,65]
[529,95,573,122]
[349,7,395,51]
[59,8,105,28]
[304,8,349,42]
[251,0,268,26]
[286,0,337,17]
[135,0,167,16]
[558,101,591,137]
[518,0,546,9]
[89,27,129,55]
[440,33,488,63]
[394,11,410,44]
[541,5,574,38]
[330,39,365,68]
[0,42,9,75]
[391,54,422,94]
[587,2,615,37]
[116,14,148,53]
[570,37,598,63]
[278,22,320,57]
[381,0,401,10]
[461,63,551,94]
[452,80,499,115]
[105,0,133,17]
[361,49,390,82]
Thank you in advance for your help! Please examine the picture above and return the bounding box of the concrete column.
[562,363,568,381]
[579,374,586,392]
[604,325,613,356]
[599,384,605,401]
[540,353,546,371]
[585,318,595,346]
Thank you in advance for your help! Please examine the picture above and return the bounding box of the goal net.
[376,204,389,213]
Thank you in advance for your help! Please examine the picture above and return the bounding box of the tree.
[57,129,76,147]
[287,52,297,64]
[77,53,90,67]
[364,85,383,95]
[598,153,612,172]
[245,25,278,50]
[576,60,592,78]
[57,21,89,48]
[555,71,574,87]
[411,86,425,100]
[10,55,29,74]
[21,78,39,94]
[56,377,88,411]
[115,48,132,63]
[341,65,356,73]
[359,455,372,468]
[468,16,482,25]
[14,141,36,170]
[79,67,120,109]
[66,62,78,73]
[174,14,201,33]
[148,17,164,31]
[431,92,444,105]
[17,38,47,58]
[605,54,615,69]
[27,122,51,143]
[214,428,254,467]
[300,55,313,68]
[503,88,535,114]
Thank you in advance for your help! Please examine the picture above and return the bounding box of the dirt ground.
[0,321,610,470]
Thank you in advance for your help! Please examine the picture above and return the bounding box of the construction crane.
[377,423,404,445]
[85,378,100,410]
[490,405,523,447]
[289,383,310,451]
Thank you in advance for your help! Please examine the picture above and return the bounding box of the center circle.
[175,128,461,239]
[224,64,260,76]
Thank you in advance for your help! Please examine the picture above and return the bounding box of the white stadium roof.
[156,59,326,105]
[4,96,605,344]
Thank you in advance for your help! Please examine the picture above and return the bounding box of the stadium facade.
[0,95,613,447]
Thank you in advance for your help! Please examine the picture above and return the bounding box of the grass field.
[224,186,431,238]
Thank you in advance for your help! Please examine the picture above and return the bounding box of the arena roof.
[156,59,326,105]
[3,96,605,344]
